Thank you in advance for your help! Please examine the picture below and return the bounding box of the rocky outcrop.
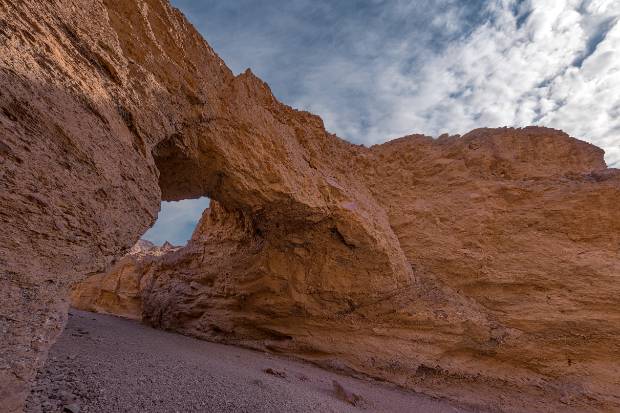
[78,129,620,413]
[0,1,618,412]
[70,240,178,320]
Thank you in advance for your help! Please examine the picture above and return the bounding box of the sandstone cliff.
[0,0,618,412]
[70,240,179,320]
[74,129,620,412]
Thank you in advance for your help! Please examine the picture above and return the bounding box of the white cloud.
[291,0,620,166]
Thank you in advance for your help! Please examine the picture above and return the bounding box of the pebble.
[63,403,80,413]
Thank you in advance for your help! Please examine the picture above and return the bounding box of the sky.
[142,197,210,245]
[144,0,620,245]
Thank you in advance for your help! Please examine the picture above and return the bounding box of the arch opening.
[142,197,211,246]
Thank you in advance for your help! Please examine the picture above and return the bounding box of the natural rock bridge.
[1,1,619,412]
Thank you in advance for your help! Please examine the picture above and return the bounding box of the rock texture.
[76,131,620,412]
[70,240,179,320]
[0,0,618,412]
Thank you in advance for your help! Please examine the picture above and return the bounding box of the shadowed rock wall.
[1,0,619,412]
[0,0,410,410]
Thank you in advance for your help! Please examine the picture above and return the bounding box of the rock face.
[70,240,178,320]
[76,131,620,412]
[0,1,618,412]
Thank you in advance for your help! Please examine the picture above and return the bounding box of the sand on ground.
[25,309,479,413]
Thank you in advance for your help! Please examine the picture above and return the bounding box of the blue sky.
[142,197,210,245]
[144,0,620,245]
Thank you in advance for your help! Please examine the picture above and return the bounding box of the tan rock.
[70,240,179,320]
[0,1,618,412]
[78,138,620,411]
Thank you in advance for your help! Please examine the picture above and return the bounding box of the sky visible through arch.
[142,197,210,245]
[145,0,620,245]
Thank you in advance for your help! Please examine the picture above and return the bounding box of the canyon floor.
[25,310,478,413]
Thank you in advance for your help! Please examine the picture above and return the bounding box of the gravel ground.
[26,309,475,413]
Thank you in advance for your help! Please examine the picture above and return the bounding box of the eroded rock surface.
[0,0,619,412]
[75,130,620,412]
[70,240,179,320]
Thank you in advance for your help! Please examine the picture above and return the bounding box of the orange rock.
[0,1,618,412]
[70,240,179,320]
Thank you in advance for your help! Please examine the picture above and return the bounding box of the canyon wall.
[0,0,618,412]
[0,0,411,409]
[70,240,179,319]
[74,129,620,412]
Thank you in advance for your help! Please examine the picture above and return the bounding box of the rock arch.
[0,1,411,410]
[1,1,619,412]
